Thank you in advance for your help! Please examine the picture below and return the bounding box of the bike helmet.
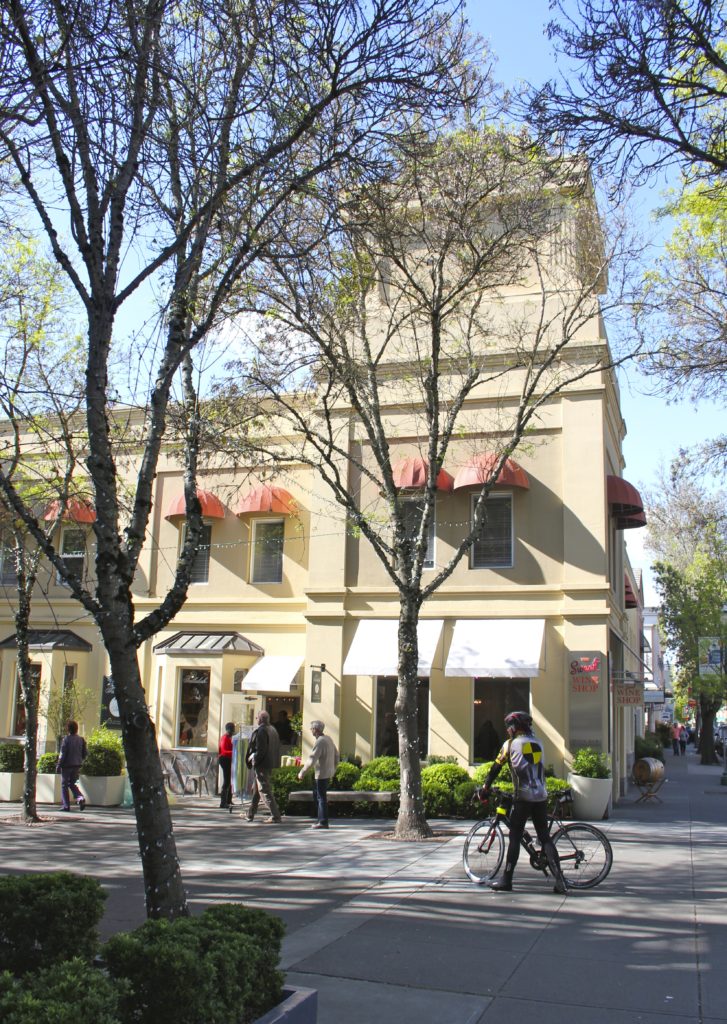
[504,710,533,734]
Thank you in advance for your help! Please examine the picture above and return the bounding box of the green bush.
[420,762,471,788]
[330,761,361,790]
[425,754,458,765]
[635,733,665,763]
[654,721,671,748]
[0,960,125,1024]
[271,764,312,815]
[355,756,400,790]
[81,727,125,777]
[570,747,611,779]
[37,752,58,774]
[0,872,106,976]
[104,904,284,1024]
[0,743,23,773]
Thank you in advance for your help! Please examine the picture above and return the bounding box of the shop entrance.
[265,695,301,749]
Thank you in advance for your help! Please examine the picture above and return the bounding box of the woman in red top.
[219,722,235,809]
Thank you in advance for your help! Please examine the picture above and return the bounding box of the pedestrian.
[671,722,681,756]
[479,710,567,894]
[679,725,688,756]
[273,709,295,747]
[218,721,235,811]
[297,720,339,830]
[56,720,87,812]
[244,711,282,823]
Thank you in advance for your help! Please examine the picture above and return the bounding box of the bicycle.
[463,786,613,890]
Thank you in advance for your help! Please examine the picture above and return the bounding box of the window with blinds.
[0,537,16,586]
[402,498,435,569]
[471,493,513,568]
[181,523,212,584]
[252,519,284,583]
[57,528,86,585]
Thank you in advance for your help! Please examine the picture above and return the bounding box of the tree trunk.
[101,606,188,919]
[699,698,720,766]
[394,599,432,839]
[17,590,40,823]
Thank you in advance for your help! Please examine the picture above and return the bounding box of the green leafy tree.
[654,541,727,764]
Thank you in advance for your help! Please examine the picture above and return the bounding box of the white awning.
[445,619,545,678]
[242,655,304,693]
[342,619,443,677]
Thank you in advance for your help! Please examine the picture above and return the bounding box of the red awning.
[607,475,644,517]
[235,485,298,516]
[164,488,226,522]
[453,453,530,491]
[43,498,96,523]
[617,510,647,530]
[624,575,638,608]
[390,456,454,492]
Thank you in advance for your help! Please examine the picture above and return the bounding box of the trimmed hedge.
[37,753,58,774]
[635,733,664,762]
[104,904,284,1024]
[82,727,125,777]
[0,959,125,1024]
[0,872,106,976]
[0,743,23,773]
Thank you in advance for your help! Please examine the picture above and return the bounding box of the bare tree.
[0,0,475,915]
[216,126,640,838]
[0,234,85,822]
[528,0,727,185]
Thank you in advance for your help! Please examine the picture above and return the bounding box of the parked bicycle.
[463,786,613,890]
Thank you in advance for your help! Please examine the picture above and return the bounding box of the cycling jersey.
[490,731,547,802]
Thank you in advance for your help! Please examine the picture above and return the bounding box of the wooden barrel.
[633,757,664,784]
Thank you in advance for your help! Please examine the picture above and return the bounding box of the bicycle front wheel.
[553,823,613,889]
[463,819,505,884]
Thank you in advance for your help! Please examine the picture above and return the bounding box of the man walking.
[245,710,282,823]
[298,720,339,829]
[57,720,87,812]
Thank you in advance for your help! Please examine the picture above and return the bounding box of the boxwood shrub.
[354,756,400,790]
[81,727,125,777]
[104,904,284,1024]
[330,760,361,790]
[0,872,106,976]
[0,959,125,1024]
[37,752,58,774]
[635,733,664,763]
[0,743,23,773]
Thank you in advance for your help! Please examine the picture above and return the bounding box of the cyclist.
[479,710,567,894]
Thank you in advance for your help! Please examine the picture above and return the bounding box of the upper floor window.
[252,519,284,583]
[180,523,212,584]
[402,498,435,569]
[0,537,17,586]
[471,493,513,569]
[58,528,86,584]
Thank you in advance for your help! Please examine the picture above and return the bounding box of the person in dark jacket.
[244,710,282,823]
[57,720,87,812]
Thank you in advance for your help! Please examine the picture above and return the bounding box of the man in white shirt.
[298,720,339,829]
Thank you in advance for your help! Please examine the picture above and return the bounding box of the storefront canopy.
[0,629,92,651]
[235,485,298,516]
[342,619,443,677]
[444,619,545,678]
[154,632,263,655]
[43,498,96,523]
[607,475,646,529]
[390,456,454,492]
[242,655,304,692]
[452,453,530,491]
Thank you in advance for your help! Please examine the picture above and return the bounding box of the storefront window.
[473,678,530,761]
[58,528,86,584]
[177,669,210,747]
[375,676,429,758]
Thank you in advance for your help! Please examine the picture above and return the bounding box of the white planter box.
[0,772,24,801]
[79,775,125,806]
[567,773,612,821]
[36,774,63,803]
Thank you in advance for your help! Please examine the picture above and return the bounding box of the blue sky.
[469,2,724,601]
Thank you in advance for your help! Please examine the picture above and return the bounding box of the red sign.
[570,654,601,693]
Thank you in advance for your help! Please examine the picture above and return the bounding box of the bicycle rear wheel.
[553,823,613,889]
[463,819,505,884]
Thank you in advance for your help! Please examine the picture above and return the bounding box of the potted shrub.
[567,747,612,820]
[36,751,62,803]
[0,741,24,801]
[79,727,126,806]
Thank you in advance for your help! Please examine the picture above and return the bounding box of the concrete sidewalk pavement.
[2,749,726,1023]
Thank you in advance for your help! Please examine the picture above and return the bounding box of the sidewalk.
[2,749,726,1023]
